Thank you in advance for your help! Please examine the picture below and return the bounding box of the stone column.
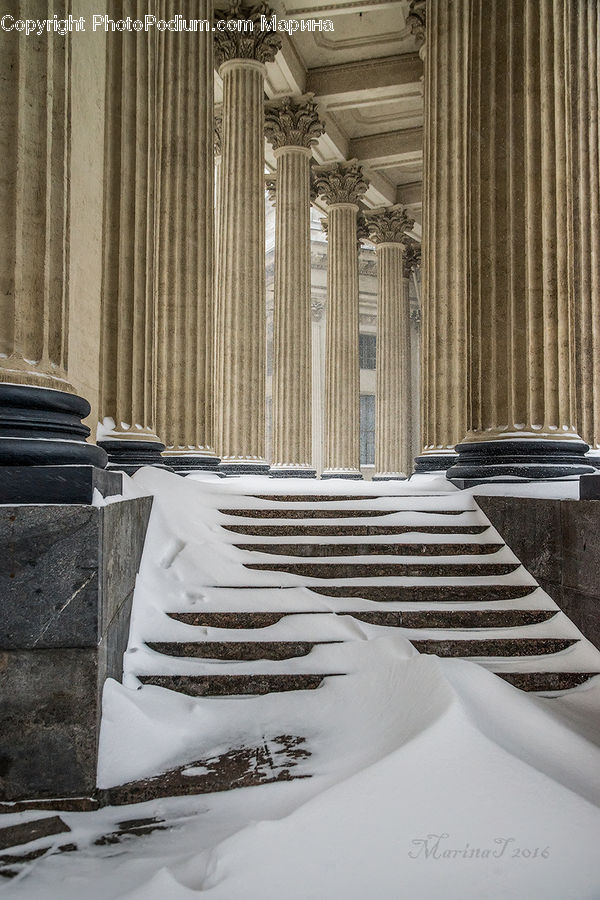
[406,243,422,470]
[0,0,106,495]
[414,0,469,473]
[214,4,281,474]
[98,2,165,474]
[448,0,594,482]
[264,96,324,477]
[365,206,414,480]
[568,1,600,461]
[154,0,218,473]
[313,162,368,479]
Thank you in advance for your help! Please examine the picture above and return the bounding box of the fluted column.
[415,0,468,473]
[313,162,368,478]
[265,96,324,477]
[154,0,218,473]
[568,1,600,460]
[0,0,105,476]
[365,206,414,480]
[448,0,594,481]
[214,4,281,474]
[98,1,165,474]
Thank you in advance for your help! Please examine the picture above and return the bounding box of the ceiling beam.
[349,126,422,166]
[396,181,422,207]
[306,53,422,105]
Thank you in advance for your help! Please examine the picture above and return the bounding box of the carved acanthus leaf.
[214,2,282,68]
[312,161,369,207]
[265,94,325,150]
[364,204,414,244]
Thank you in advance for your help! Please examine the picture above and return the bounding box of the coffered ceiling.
[215,0,423,228]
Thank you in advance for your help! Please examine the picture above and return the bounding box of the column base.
[321,469,363,480]
[447,439,595,485]
[98,439,167,476]
[269,466,317,479]
[0,383,107,468]
[163,455,221,475]
[217,461,270,476]
[413,452,457,473]
[372,473,408,481]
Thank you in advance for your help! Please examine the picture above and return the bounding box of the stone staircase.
[130,485,600,698]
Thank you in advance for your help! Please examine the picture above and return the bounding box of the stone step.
[309,585,537,602]
[138,674,335,696]
[220,508,474,519]
[147,637,575,661]
[167,610,558,630]
[146,640,341,660]
[497,672,600,692]
[245,561,521,578]
[223,524,490,537]
[235,542,505,558]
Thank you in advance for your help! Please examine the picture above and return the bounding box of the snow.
[4,468,600,899]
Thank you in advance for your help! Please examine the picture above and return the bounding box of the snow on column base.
[98,439,168,476]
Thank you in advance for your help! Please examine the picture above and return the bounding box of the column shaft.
[0,0,105,475]
[374,244,409,479]
[323,204,361,477]
[449,0,593,480]
[0,2,72,393]
[214,60,268,472]
[569,1,600,455]
[271,147,314,475]
[155,0,217,472]
[417,0,468,472]
[98,1,165,473]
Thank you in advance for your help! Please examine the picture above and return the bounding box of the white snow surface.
[4,468,600,899]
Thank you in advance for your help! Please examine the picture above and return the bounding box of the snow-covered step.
[223,523,491,536]
[308,585,537,602]
[137,674,336,696]
[220,507,475,519]
[245,561,521,578]
[136,670,597,695]
[146,637,577,661]
[167,609,558,629]
[234,541,505,557]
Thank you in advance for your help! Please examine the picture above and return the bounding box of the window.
[360,394,375,466]
[359,333,376,370]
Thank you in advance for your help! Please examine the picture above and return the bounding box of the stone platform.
[0,496,152,802]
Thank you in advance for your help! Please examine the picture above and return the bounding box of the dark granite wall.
[476,496,600,650]
[0,496,152,801]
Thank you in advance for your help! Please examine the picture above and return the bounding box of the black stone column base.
[269,467,317,479]
[98,439,167,476]
[585,452,600,470]
[164,455,221,475]
[413,453,457,473]
[447,439,595,485]
[321,471,363,480]
[217,461,270,476]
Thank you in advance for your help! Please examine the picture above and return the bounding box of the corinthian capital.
[403,240,422,277]
[312,160,369,207]
[364,204,414,244]
[265,173,277,205]
[214,2,282,68]
[265,94,325,150]
[356,213,371,250]
[407,0,426,58]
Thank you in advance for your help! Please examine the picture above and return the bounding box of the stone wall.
[476,496,600,651]
[0,496,152,801]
